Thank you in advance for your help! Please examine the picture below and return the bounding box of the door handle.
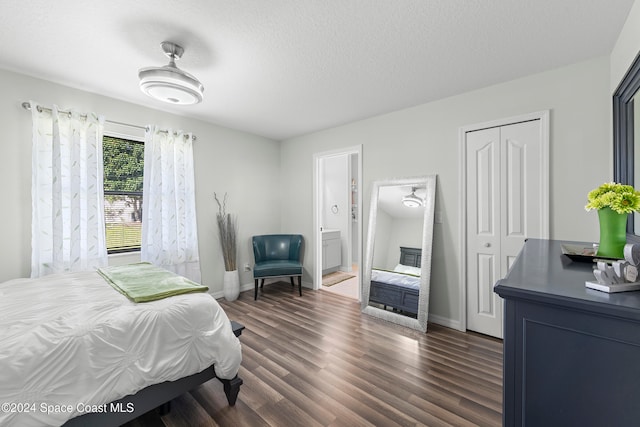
[484,243,491,247]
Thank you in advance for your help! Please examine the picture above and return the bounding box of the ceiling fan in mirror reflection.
[402,187,424,208]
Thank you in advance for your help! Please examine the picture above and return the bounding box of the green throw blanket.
[97,262,208,303]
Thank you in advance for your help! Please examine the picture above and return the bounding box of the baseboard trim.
[212,282,462,332]
[211,280,312,300]
[428,313,462,331]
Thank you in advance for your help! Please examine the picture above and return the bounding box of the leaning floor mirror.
[361,175,436,332]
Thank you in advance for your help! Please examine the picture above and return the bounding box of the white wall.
[611,0,640,92]
[0,68,281,295]
[384,218,423,270]
[279,56,611,326]
[371,209,392,269]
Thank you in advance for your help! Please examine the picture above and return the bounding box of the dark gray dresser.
[494,238,640,427]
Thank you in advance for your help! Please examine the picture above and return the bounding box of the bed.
[0,267,243,427]
[369,247,422,315]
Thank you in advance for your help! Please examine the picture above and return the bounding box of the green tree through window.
[103,136,144,253]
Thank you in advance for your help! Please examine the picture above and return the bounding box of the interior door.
[466,119,543,338]
[466,127,502,338]
[500,121,542,273]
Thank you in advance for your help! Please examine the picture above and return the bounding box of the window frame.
[103,129,145,255]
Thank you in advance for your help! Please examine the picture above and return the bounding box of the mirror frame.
[613,49,640,239]
[361,175,436,333]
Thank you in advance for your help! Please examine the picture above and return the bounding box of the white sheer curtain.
[141,125,201,282]
[31,102,108,277]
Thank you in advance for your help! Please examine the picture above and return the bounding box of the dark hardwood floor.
[124,281,503,427]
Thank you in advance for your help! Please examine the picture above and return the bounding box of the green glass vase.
[596,207,628,259]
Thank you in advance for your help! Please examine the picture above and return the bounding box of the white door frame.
[458,111,549,332]
[313,145,363,298]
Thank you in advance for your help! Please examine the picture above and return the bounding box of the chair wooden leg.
[298,275,302,296]
[254,279,258,300]
[290,277,295,287]
[260,279,265,288]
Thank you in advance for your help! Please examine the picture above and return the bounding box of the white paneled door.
[465,118,547,338]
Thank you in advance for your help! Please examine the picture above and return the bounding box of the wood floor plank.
[321,363,456,427]
[251,365,335,426]
[123,284,503,426]
[160,393,218,427]
[226,366,284,412]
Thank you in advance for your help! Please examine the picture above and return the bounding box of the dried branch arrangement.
[214,192,237,271]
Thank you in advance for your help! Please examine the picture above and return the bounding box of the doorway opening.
[313,146,363,301]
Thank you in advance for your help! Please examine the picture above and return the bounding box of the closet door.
[500,121,543,273]
[466,119,544,338]
[466,127,502,338]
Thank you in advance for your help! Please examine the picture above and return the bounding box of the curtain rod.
[21,101,197,141]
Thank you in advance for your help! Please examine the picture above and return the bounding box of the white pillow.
[393,264,421,276]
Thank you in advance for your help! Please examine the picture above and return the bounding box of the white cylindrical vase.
[223,270,240,301]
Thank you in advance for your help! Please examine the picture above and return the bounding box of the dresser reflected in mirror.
[361,175,436,332]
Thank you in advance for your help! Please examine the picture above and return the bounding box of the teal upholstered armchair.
[252,234,303,300]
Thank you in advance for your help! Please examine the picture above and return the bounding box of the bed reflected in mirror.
[361,175,436,332]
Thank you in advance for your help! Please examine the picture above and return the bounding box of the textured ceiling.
[0,0,634,140]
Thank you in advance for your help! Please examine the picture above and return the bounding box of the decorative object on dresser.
[584,182,640,258]
[585,243,640,293]
[559,242,619,263]
[214,192,239,301]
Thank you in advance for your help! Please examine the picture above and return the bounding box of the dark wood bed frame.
[369,247,421,315]
[63,321,245,427]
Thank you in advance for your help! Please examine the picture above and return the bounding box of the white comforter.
[0,270,242,427]
[371,269,421,290]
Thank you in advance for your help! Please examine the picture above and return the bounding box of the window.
[103,136,144,253]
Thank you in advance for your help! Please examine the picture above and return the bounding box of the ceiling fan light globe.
[402,194,423,208]
[138,52,204,105]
